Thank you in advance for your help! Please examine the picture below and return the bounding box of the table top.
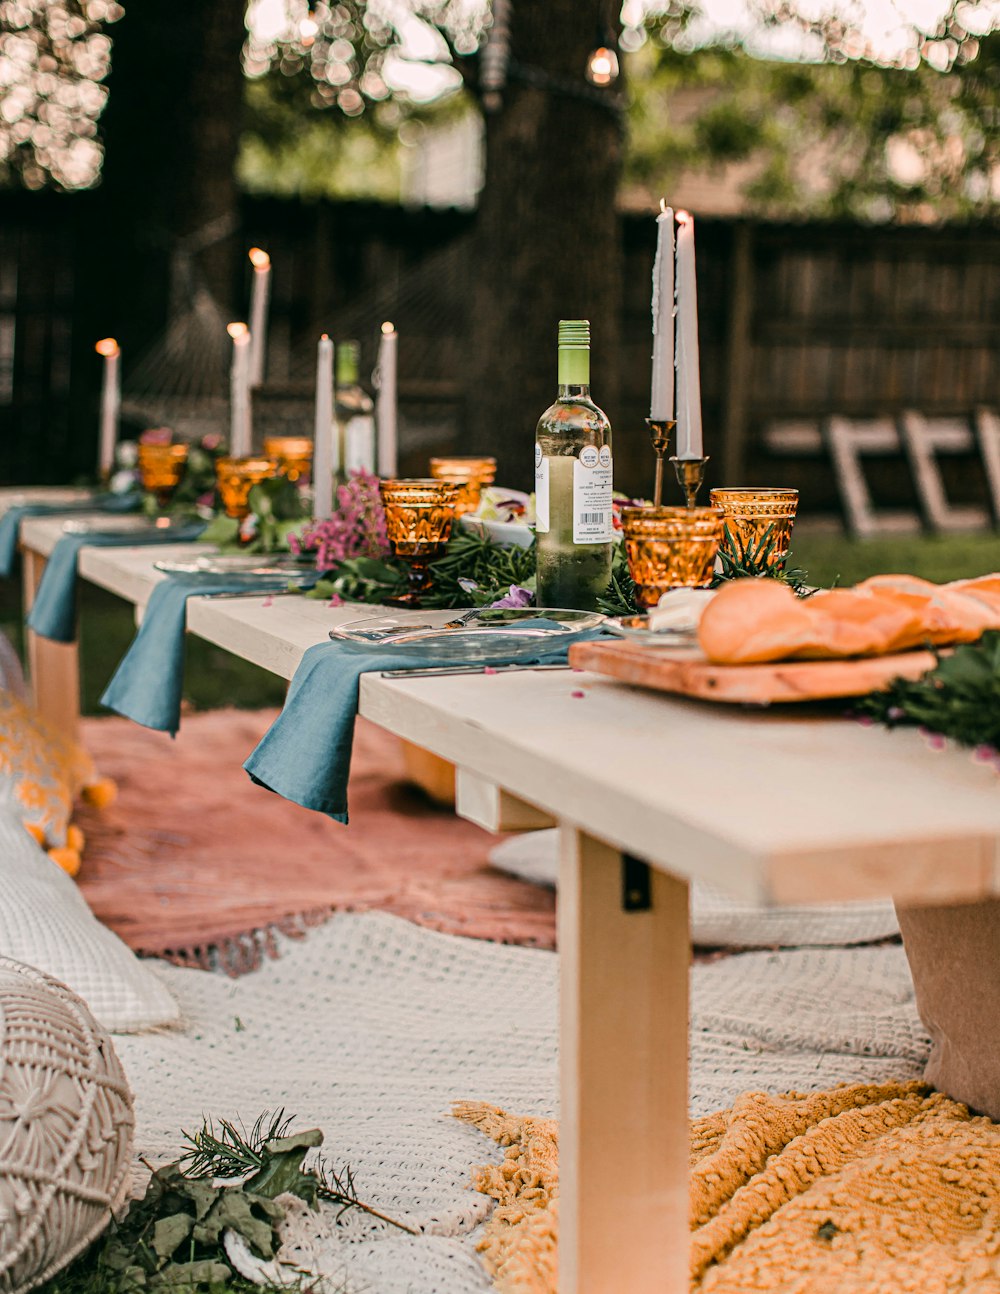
[18,519,1000,907]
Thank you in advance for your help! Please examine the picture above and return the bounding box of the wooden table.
[12,511,1000,1294]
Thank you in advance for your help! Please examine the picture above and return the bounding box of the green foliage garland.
[856,632,1000,752]
[308,530,536,609]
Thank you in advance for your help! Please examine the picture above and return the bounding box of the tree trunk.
[463,0,624,489]
[97,0,247,353]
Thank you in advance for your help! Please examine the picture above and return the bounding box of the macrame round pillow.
[0,956,135,1293]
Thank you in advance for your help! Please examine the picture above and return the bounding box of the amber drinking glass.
[138,443,189,510]
[621,506,724,609]
[215,456,280,522]
[263,436,314,483]
[379,478,459,607]
[709,488,799,569]
[428,456,497,517]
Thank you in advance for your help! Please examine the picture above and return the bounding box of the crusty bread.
[858,574,1000,643]
[698,572,1000,665]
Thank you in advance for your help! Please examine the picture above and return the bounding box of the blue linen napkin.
[27,523,207,644]
[243,624,602,824]
[0,491,140,578]
[101,573,306,736]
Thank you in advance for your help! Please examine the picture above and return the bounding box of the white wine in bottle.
[334,340,375,478]
[534,320,613,610]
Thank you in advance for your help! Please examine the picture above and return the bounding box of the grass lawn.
[0,531,997,716]
[792,531,1000,589]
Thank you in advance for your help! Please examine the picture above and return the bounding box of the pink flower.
[139,427,172,445]
[291,469,390,570]
[201,432,223,452]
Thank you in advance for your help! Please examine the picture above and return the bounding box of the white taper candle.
[248,248,271,387]
[674,210,704,460]
[95,338,120,480]
[313,334,335,520]
[650,202,674,421]
[376,322,398,479]
[227,322,253,457]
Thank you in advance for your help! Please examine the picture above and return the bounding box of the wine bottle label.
[344,415,375,474]
[534,442,550,533]
[573,445,612,543]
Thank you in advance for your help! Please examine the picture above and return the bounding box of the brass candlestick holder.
[671,455,710,510]
[646,418,675,507]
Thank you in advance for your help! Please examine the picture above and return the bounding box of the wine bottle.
[334,340,375,478]
[535,320,613,610]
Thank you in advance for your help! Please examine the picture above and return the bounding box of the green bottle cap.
[336,340,360,386]
[558,319,590,385]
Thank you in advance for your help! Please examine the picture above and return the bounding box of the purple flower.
[490,584,534,609]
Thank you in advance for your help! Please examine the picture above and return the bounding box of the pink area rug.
[75,709,555,970]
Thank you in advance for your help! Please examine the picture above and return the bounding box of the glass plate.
[329,607,604,661]
[154,554,307,579]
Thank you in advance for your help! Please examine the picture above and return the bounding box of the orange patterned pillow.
[0,692,115,877]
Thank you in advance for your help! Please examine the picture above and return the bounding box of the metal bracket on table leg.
[622,854,651,912]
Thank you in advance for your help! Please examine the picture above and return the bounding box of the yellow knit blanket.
[455,1081,1000,1292]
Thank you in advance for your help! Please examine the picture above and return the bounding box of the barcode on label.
[580,512,605,525]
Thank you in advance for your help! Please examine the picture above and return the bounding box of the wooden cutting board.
[568,639,938,705]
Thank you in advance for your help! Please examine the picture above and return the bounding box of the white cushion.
[0,806,179,1032]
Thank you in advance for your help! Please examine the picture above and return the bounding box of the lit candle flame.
[659,198,667,214]
[248,247,270,270]
[381,321,395,335]
[676,210,692,225]
[95,337,119,357]
[227,322,249,339]
[321,332,329,341]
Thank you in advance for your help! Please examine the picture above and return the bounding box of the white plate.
[460,514,534,548]
[329,607,603,661]
[461,487,534,549]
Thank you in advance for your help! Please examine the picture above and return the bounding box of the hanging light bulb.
[586,45,620,87]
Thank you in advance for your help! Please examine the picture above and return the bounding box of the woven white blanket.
[116,912,928,1294]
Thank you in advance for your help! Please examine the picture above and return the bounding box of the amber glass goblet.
[621,506,724,609]
[215,455,280,524]
[138,443,189,510]
[428,456,497,517]
[263,436,314,483]
[379,478,459,607]
[709,488,799,569]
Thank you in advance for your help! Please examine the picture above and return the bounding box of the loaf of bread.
[698,573,1000,665]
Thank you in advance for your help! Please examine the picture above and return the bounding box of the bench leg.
[22,549,81,741]
[558,826,690,1293]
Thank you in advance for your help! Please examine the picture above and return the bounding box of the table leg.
[559,826,690,1294]
[22,548,81,741]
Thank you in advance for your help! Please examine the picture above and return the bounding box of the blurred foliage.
[0,0,120,190]
[4,0,1000,220]
[630,1,1000,220]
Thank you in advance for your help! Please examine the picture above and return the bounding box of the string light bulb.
[585,45,619,87]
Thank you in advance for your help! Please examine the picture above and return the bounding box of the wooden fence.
[0,191,997,518]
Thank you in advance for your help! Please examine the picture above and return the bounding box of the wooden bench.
[765,409,1000,536]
